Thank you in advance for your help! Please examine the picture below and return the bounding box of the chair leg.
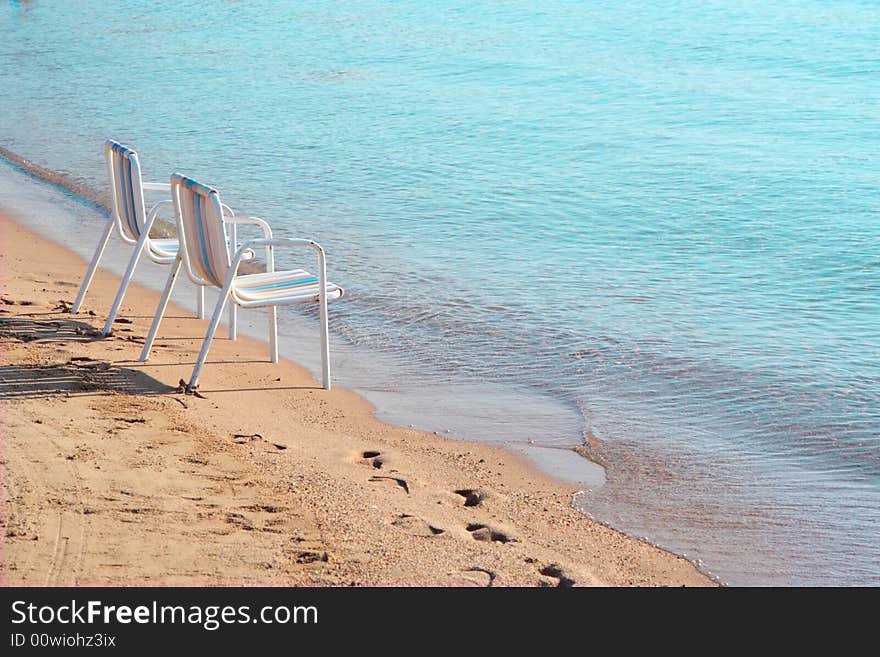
[71,218,115,314]
[318,289,330,390]
[197,286,205,319]
[229,221,238,341]
[229,304,238,340]
[101,231,151,336]
[139,257,182,362]
[268,306,278,363]
[189,292,231,390]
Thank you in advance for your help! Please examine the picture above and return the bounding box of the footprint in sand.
[539,564,576,588]
[391,514,444,537]
[359,450,384,470]
[456,567,495,587]
[454,488,485,507]
[466,523,513,544]
[368,476,409,494]
[294,550,328,564]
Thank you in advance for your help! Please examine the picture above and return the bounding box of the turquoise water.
[1,0,878,585]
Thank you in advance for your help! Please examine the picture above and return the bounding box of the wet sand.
[0,210,713,586]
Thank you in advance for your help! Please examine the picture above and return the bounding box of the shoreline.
[0,145,110,212]
[0,208,713,586]
[0,148,603,489]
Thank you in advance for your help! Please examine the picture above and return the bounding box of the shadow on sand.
[0,315,176,400]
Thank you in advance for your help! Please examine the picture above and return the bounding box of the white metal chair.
[70,140,243,338]
[138,174,344,391]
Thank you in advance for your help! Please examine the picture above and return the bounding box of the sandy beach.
[0,210,713,587]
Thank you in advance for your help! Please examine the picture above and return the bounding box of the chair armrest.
[235,237,324,258]
[143,199,174,242]
[141,182,171,192]
[145,198,173,222]
[226,218,275,271]
[224,215,273,239]
[230,237,326,282]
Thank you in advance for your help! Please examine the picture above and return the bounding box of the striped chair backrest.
[104,140,146,241]
[171,173,231,289]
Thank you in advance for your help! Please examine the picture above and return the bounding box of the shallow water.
[1,0,878,585]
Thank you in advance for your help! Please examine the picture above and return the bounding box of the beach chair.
[70,140,243,338]
[138,174,343,391]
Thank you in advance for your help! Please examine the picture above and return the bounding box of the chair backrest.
[171,173,231,289]
[104,140,147,242]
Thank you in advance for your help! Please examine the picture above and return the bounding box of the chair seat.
[232,269,344,305]
[149,238,180,257]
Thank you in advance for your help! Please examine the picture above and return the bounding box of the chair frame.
[70,140,241,337]
[138,174,338,391]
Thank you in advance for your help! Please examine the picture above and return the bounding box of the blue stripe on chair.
[242,277,320,292]
[108,141,140,239]
[193,192,221,287]
[125,155,139,237]
[117,154,131,237]
[114,150,135,238]
[193,192,211,285]
[114,153,124,228]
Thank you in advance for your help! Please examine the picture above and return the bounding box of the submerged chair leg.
[318,287,330,390]
[268,306,278,363]
[315,248,331,390]
[71,217,115,314]
[188,292,231,390]
[139,257,182,362]
[101,230,151,336]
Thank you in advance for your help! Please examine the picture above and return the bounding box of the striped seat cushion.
[149,238,180,256]
[232,269,344,304]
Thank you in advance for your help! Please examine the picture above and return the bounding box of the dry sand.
[0,211,713,586]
